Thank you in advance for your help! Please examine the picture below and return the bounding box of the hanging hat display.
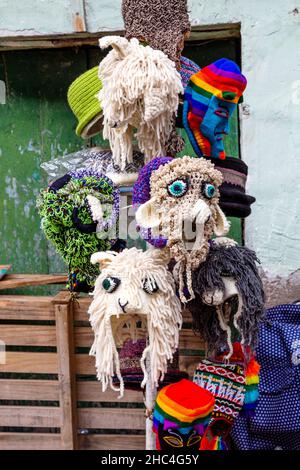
[67,66,103,139]
[88,247,182,397]
[133,155,230,302]
[36,169,120,292]
[187,237,265,357]
[122,0,191,68]
[98,36,183,169]
[183,58,247,159]
[152,379,215,450]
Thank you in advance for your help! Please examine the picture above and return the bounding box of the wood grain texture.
[79,434,145,451]
[0,379,59,401]
[0,325,57,346]
[1,352,58,373]
[78,408,145,430]
[0,295,54,320]
[55,300,78,449]
[0,433,62,450]
[0,406,61,427]
[0,274,67,290]
[76,381,144,403]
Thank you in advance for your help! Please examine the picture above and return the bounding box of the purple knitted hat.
[132,156,173,247]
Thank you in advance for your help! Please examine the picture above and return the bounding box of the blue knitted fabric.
[231,304,300,450]
[180,56,200,90]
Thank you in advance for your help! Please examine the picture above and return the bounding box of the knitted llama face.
[183,59,247,159]
[98,36,183,169]
[134,156,229,301]
[88,247,182,397]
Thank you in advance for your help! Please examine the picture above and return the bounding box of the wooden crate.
[0,291,205,450]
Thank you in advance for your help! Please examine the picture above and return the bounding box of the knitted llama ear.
[90,251,116,269]
[135,198,160,229]
[214,205,230,236]
[99,36,129,59]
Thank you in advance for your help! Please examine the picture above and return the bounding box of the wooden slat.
[0,325,56,346]
[0,406,61,427]
[79,434,145,451]
[76,354,202,378]
[74,326,204,350]
[0,379,59,401]
[77,381,144,403]
[78,408,145,430]
[0,296,54,320]
[55,297,78,450]
[0,433,62,450]
[1,352,58,373]
[0,274,67,290]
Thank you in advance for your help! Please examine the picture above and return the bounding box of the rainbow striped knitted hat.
[67,66,103,139]
[183,58,247,159]
[153,379,215,433]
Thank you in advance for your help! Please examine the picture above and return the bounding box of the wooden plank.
[76,353,202,379]
[78,408,145,430]
[0,433,62,450]
[0,406,61,427]
[0,379,59,401]
[0,23,240,51]
[79,434,145,451]
[1,352,58,373]
[77,381,144,403]
[0,274,67,290]
[55,297,78,450]
[74,326,204,350]
[0,296,55,320]
[0,325,56,346]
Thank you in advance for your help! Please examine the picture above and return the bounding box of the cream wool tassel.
[98,36,183,169]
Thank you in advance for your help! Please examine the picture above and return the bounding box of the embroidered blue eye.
[167,179,188,198]
[102,276,120,293]
[203,183,216,199]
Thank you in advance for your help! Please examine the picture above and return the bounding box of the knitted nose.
[189,199,211,224]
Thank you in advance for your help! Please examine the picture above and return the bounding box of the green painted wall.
[0,38,241,294]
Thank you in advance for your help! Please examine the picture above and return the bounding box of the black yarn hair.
[188,242,265,354]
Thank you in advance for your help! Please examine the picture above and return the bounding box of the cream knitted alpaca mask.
[98,36,183,169]
[88,247,182,397]
[135,156,230,302]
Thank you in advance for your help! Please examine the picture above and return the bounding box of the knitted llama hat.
[188,238,265,356]
[133,156,230,302]
[183,58,247,159]
[67,66,103,138]
[98,36,183,169]
[36,169,120,292]
[153,379,215,450]
[122,0,191,67]
[88,247,182,397]
[193,357,246,450]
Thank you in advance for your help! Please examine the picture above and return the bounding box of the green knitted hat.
[67,66,103,139]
